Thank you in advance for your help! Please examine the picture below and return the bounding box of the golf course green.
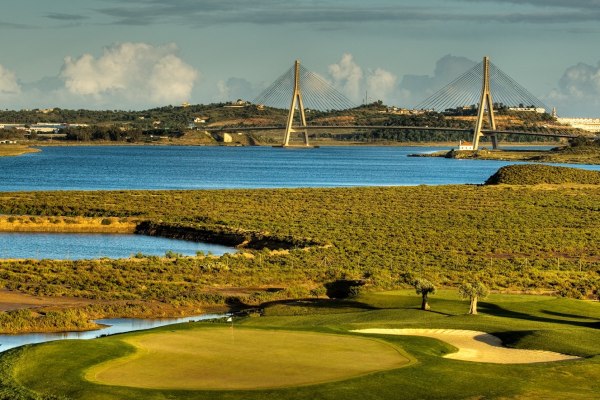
[2,290,598,399]
[86,328,410,390]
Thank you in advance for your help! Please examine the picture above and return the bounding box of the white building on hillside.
[458,140,474,150]
[556,117,600,133]
[508,107,546,113]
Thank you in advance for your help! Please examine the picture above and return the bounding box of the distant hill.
[485,164,600,185]
[0,103,573,144]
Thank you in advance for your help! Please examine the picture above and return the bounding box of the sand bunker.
[351,329,580,364]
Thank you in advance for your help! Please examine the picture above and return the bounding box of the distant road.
[203,125,582,139]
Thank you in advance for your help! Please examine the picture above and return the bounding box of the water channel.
[0,313,226,353]
[0,232,236,260]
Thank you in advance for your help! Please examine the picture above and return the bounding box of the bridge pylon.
[472,56,498,150]
[282,60,310,147]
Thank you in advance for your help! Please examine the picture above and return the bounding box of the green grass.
[486,164,600,184]
[2,290,599,399]
[86,328,410,390]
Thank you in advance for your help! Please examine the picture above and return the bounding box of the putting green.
[86,327,410,390]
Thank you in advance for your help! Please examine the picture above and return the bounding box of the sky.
[0,0,599,116]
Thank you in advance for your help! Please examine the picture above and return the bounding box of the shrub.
[324,279,366,299]
[165,250,183,259]
[485,164,600,185]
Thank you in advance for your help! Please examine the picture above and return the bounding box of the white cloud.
[0,65,21,96]
[216,80,230,101]
[148,54,198,103]
[545,61,600,117]
[327,54,399,104]
[558,62,600,97]
[328,53,363,101]
[60,42,199,105]
[366,68,397,103]
[215,77,257,102]
[398,54,476,107]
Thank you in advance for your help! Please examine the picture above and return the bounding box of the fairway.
[86,327,410,390]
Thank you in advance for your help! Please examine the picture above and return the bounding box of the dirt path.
[0,289,94,312]
[351,328,580,364]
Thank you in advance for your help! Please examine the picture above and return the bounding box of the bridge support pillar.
[282,60,310,147]
[490,134,498,149]
[472,56,497,150]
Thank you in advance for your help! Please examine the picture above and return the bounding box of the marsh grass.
[0,185,599,334]
[0,215,136,233]
[0,145,39,157]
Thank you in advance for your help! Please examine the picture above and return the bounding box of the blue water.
[2,145,598,352]
[2,145,597,191]
[0,233,235,260]
[0,313,226,353]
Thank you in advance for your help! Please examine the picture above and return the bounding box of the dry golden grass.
[0,145,40,157]
[86,327,410,390]
[0,216,137,233]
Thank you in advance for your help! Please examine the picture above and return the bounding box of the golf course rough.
[85,327,411,390]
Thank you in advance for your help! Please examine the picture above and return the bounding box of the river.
[2,145,598,191]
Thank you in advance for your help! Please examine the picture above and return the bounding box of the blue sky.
[0,0,599,116]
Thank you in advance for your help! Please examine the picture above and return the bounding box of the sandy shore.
[0,145,40,157]
[0,289,95,312]
[351,328,580,364]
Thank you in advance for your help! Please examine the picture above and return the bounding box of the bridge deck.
[204,125,582,139]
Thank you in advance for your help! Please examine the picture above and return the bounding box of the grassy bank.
[486,164,600,185]
[0,216,137,233]
[417,142,600,165]
[1,290,598,399]
[0,145,39,157]
[0,301,222,334]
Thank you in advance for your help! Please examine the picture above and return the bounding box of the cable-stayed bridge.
[206,58,589,149]
[253,61,355,112]
[415,59,547,113]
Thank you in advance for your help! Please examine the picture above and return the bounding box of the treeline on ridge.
[0,103,568,144]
